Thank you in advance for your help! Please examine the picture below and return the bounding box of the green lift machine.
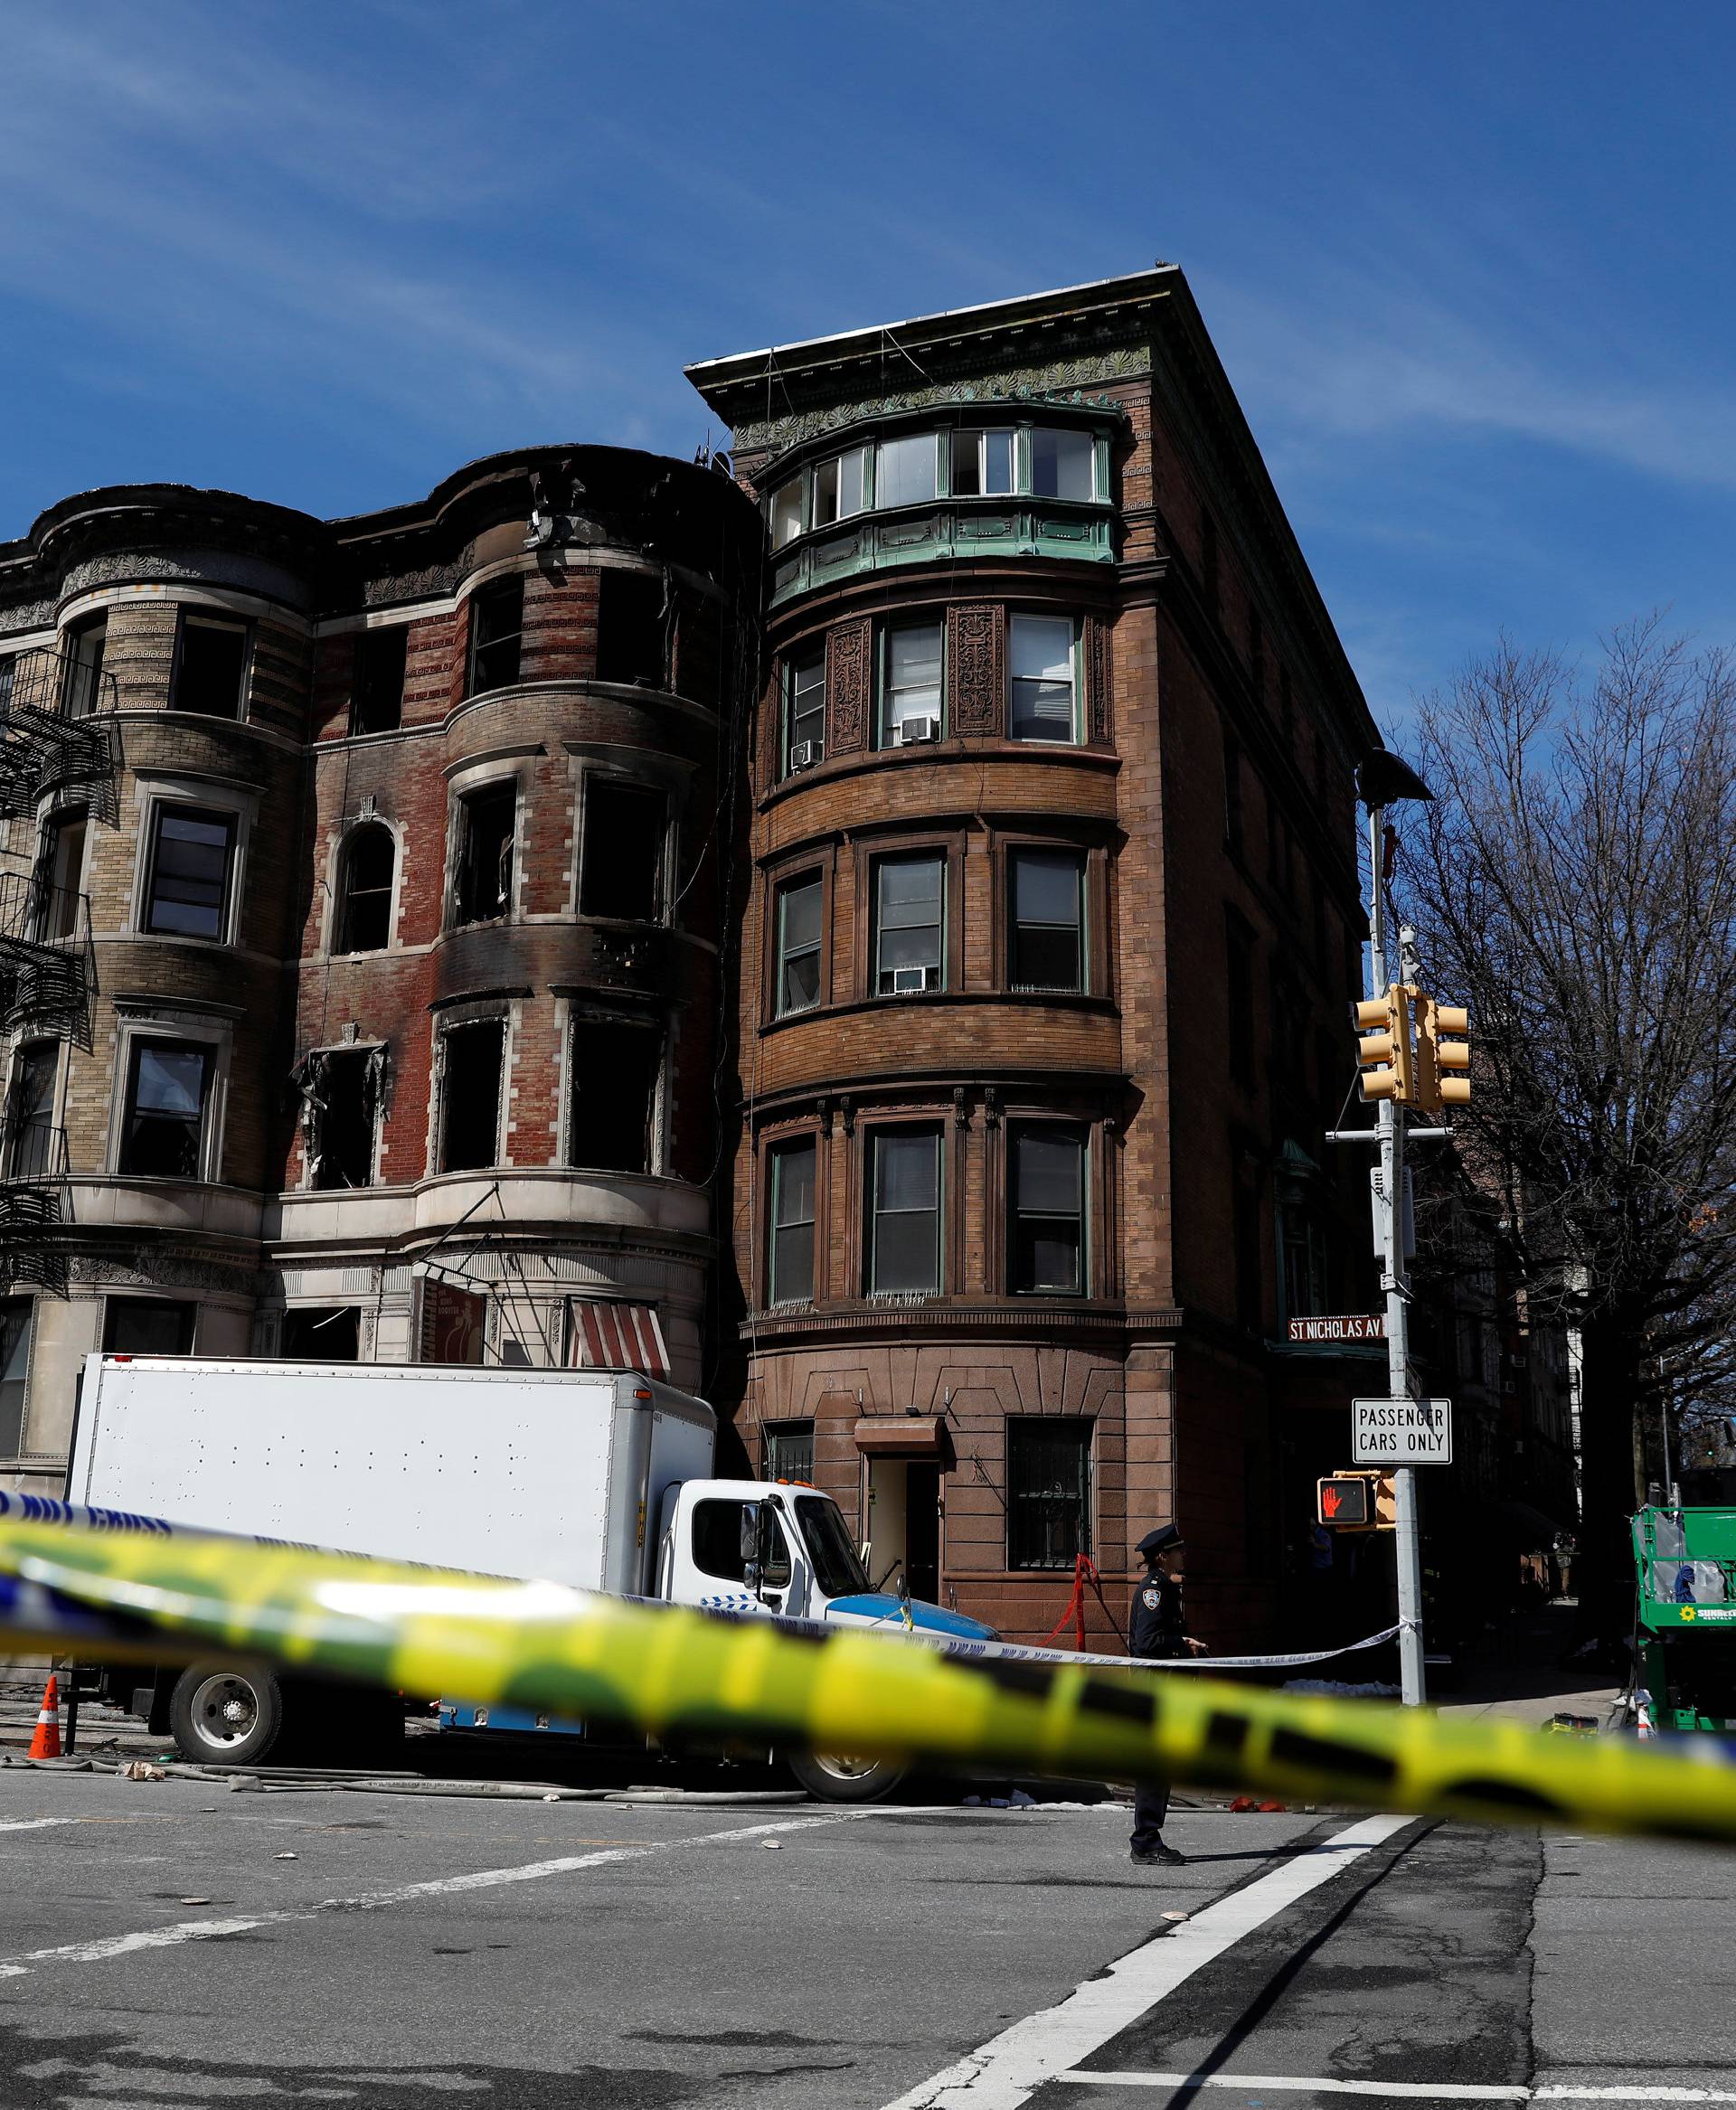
[1632,1505,1736,1733]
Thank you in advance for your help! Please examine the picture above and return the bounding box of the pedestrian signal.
[1318,1474,1371,1526]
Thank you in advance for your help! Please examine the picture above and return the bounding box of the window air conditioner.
[890,966,929,994]
[898,716,940,745]
[788,740,823,770]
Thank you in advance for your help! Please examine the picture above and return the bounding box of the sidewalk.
[1433,1598,1622,1727]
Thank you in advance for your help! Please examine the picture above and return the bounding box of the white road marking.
[0,1808,875,1979]
[1053,2078,1736,2104]
[1055,2077,1524,2099]
[0,1815,86,1834]
[880,1814,1413,2110]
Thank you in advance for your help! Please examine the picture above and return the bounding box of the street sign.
[1353,1398,1453,1465]
[1288,1314,1386,1344]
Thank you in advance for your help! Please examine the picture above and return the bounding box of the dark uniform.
[1128,1526,1189,1858]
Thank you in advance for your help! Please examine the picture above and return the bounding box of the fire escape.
[0,645,119,1296]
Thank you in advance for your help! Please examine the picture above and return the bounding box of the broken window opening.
[568,1017,661,1174]
[294,1045,386,1191]
[103,1298,195,1355]
[579,779,665,922]
[61,616,107,720]
[33,808,87,942]
[336,824,395,953]
[467,578,523,696]
[281,1306,361,1361]
[172,612,250,720]
[350,627,407,736]
[452,783,516,927]
[596,570,666,687]
[439,1019,505,1173]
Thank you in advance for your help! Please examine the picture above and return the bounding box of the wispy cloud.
[1203,268,1736,494]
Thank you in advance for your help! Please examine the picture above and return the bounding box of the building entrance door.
[864,1455,944,1602]
[905,1461,940,1604]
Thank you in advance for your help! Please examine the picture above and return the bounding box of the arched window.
[337,824,394,954]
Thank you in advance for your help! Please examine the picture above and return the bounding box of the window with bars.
[1007,1418,1093,1568]
[1009,615,1078,742]
[764,1419,815,1483]
[774,875,823,1016]
[868,1128,942,1295]
[1008,849,1085,992]
[1008,1125,1087,1295]
[769,1136,816,1305]
[874,854,944,994]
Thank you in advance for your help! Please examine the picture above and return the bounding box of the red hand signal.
[1322,1485,1344,1520]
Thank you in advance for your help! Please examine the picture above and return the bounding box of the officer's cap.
[1135,1523,1184,1560]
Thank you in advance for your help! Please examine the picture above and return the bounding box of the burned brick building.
[0,449,758,1493]
[688,270,1387,1646]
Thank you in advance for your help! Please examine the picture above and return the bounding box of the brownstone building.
[688,269,1386,1646]
[0,448,757,1493]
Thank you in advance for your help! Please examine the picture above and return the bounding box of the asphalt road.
[0,1768,1732,2109]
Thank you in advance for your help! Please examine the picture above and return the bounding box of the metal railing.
[0,645,120,823]
[0,873,95,1049]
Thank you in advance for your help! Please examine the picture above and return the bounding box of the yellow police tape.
[0,1509,1727,1844]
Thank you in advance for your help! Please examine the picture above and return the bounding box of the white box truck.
[67,1355,995,1800]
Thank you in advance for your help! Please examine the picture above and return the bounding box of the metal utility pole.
[1366,802,1428,1708]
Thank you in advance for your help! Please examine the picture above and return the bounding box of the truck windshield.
[794,1494,871,1598]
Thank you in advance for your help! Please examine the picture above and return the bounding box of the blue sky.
[3,2,1731,723]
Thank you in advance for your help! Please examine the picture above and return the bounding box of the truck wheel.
[786,1750,906,1804]
[169,1664,285,1766]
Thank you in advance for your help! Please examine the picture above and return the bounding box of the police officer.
[1127,1522,1206,1866]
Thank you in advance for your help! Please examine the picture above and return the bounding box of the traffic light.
[1412,993,1471,1113]
[1317,1474,1372,1526]
[1373,1472,1397,1529]
[1353,986,1413,1103]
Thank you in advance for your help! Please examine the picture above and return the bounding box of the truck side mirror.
[740,1501,761,1594]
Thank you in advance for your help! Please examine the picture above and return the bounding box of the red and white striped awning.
[568,1301,667,1381]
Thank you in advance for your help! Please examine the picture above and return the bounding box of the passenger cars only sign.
[1352,1398,1453,1464]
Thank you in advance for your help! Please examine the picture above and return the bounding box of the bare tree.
[1399,618,1736,1623]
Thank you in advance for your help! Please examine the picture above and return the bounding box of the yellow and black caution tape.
[0,1499,1730,1845]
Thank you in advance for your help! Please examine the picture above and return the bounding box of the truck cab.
[660,1478,994,1640]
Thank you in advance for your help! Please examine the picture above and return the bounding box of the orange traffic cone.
[26,1673,61,1760]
